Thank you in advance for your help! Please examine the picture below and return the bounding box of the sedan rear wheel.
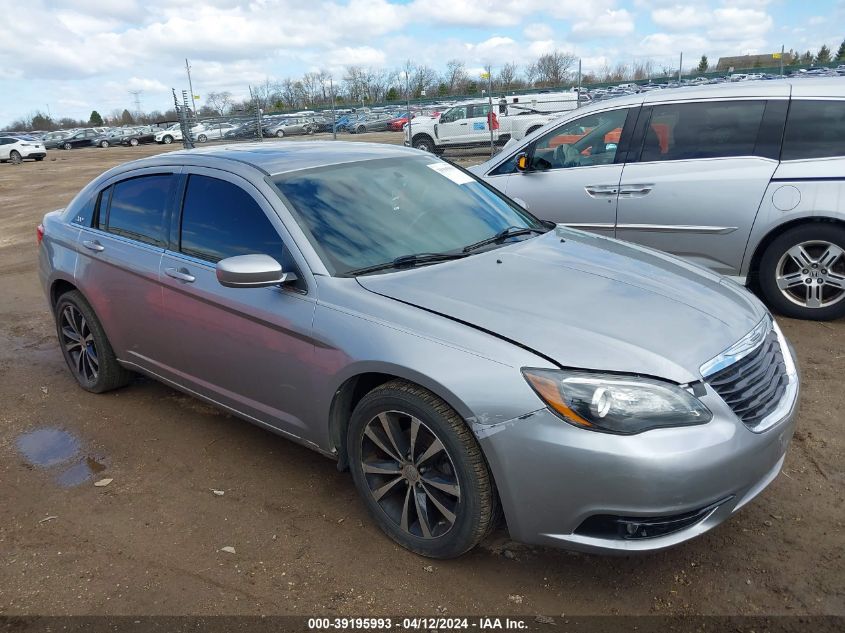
[759,224,845,320]
[197,133,208,143]
[129,138,139,146]
[63,142,72,150]
[348,380,496,558]
[275,130,285,138]
[55,291,133,393]
[100,140,109,148]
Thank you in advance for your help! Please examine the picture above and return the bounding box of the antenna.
[128,90,143,119]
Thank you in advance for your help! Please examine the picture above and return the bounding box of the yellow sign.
[772,53,782,59]
[193,95,200,100]
[480,72,490,79]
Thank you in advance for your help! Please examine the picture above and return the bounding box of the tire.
[162,135,173,144]
[63,142,72,150]
[129,138,139,146]
[347,380,496,559]
[197,134,207,143]
[100,140,109,148]
[275,130,285,138]
[9,150,21,164]
[54,291,133,393]
[758,223,845,321]
[412,135,436,153]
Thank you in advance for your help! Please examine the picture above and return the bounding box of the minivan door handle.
[584,185,618,198]
[618,184,654,197]
[164,267,196,283]
[81,240,104,252]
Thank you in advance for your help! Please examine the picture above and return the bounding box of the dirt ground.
[0,135,842,618]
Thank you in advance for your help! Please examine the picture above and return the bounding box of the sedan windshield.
[271,156,544,275]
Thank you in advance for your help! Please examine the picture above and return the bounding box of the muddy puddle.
[16,427,107,487]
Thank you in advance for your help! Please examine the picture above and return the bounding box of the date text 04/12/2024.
[307,617,529,630]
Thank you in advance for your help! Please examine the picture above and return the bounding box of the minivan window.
[640,100,766,162]
[530,108,628,170]
[104,174,175,246]
[180,175,285,263]
[781,100,845,160]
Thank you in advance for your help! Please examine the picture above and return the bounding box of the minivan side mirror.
[216,254,297,288]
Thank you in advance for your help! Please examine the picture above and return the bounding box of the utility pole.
[330,75,337,141]
[185,58,196,122]
[128,90,143,120]
[678,52,683,83]
[486,64,494,157]
[780,44,785,76]
[249,85,264,142]
[577,58,582,108]
[405,64,413,146]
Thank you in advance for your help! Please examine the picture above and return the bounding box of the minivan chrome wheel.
[60,304,99,384]
[360,410,461,539]
[775,240,845,309]
[760,224,845,321]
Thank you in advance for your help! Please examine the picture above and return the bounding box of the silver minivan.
[472,78,845,320]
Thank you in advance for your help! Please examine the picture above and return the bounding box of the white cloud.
[524,23,554,41]
[571,9,635,39]
[651,5,710,30]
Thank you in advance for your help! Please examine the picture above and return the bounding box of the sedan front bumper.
[477,379,798,553]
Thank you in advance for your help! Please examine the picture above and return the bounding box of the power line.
[128,90,143,118]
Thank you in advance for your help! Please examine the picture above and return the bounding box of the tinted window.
[640,100,766,162]
[273,156,542,275]
[441,107,467,123]
[105,174,175,246]
[530,108,628,170]
[180,175,284,263]
[781,100,845,160]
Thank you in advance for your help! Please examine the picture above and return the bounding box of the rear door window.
[781,100,845,160]
[639,100,766,162]
[101,174,176,246]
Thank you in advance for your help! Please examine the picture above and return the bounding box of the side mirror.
[516,152,529,172]
[216,254,297,288]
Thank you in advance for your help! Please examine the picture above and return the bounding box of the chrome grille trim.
[702,318,798,433]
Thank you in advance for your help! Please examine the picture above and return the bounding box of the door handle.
[459,122,468,125]
[165,267,196,283]
[82,240,104,252]
[584,185,618,198]
[618,184,654,197]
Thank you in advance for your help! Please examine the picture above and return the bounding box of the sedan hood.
[357,229,767,383]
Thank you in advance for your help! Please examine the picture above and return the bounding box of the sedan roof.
[128,141,421,175]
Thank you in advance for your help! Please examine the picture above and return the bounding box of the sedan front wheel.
[347,380,497,558]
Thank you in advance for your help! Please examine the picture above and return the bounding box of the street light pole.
[185,58,197,122]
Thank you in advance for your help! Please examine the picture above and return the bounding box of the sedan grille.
[706,329,788,429]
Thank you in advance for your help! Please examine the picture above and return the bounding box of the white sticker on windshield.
[427,162,474,185]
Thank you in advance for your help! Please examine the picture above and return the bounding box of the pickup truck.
[404,92,578,153]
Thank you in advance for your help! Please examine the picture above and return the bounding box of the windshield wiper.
[462,226,547,254]
[346,252,467,277]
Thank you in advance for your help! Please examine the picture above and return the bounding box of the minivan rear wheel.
[759,224,845,321]
[55,291,133,393]
[347,380,496,558]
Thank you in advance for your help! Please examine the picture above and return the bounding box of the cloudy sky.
[2,0,842,125]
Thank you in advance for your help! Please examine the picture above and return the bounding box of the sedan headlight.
[522,368,712,435]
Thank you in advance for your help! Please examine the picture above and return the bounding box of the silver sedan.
[38,142,799,558]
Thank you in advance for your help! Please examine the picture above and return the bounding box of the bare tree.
[532,50,577,87]
[205,91,233,116]
[496,62,519,91]
[444,59,468,94]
